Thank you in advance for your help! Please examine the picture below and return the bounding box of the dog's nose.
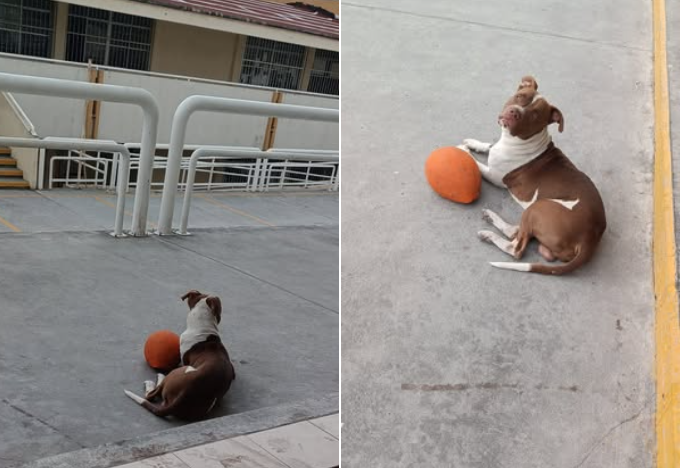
[507,108,520,119]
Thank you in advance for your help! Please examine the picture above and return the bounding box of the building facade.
[0,0,339,95]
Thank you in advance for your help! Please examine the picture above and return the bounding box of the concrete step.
[0,156,17,167]
[0,168,23,177]
[0,176,29,189]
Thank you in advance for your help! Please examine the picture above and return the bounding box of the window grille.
[0,0,54,58]
[240,37,305,90]
[65,5,152,70]
[308,49,338,96]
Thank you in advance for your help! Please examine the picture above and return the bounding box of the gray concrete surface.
[0,189,338,233]
[341,2,655,467]
[23,394,338,468]
[0,190,338,467]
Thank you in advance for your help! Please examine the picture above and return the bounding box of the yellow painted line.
[196,194,275,227]
[0,213,20,232]
[653,0,680,465]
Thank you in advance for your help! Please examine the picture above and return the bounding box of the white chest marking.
[184,366,198,374]
[486,128,552,187]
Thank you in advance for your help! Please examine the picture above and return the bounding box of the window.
[66,5,152,70]
[240,37,305,90]
[308,50,338,95]
[0,0,54,58]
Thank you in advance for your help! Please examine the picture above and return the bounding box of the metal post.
[157,96,339,235]
[0,72,159,236]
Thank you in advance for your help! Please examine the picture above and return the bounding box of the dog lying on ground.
[124,290,235,420]
[460,76,606,275]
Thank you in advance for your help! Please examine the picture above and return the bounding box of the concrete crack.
[342,2,649,53]
[571,403,649,468]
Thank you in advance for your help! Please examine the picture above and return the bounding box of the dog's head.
[498,76,564,139]
[181,290,223,324]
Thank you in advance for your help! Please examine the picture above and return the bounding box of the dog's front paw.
[464,139,492,153]
[144,380,155,395]
[478,230,496,244]
[481,209,494,224]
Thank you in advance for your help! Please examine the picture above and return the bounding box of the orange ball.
[425,146,481,204]
[144,330,180,371]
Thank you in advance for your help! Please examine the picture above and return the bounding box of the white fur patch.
[511,188,539,210]
[490,262,531,272]
[549,198,579,210]
[124,390,147,405]
[485,128,552,187]
[206,398,218,414]
[180,298,220,361]
[185,366,198,374]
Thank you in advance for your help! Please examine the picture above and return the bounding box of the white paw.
[464,139,492,153]
[481,209,494,223]
[144,380,155,393]
[478,230,496,243]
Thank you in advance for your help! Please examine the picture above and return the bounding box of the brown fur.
[496,77,606,275]
[140,290,234,420]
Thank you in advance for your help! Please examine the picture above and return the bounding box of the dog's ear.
[518,76,538,91]
[181,290,201,301]
[550,106,564,133]
[206,296,222,324]
[181,290,203,309]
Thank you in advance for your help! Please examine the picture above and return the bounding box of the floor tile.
[114,453,190,468]
[174,436,288,468]
[308,414,339,439]
[247,421,338,468]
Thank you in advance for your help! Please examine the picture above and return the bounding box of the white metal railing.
[0,136,131,237]
[0,72,159,236]
[157,96,339,235]
[50,150,109,189]
[2,91,38,137]
[46,147,340,194]
[179,147,339,235]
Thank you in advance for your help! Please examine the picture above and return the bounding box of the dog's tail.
[489,242,596,276]
[124,389,187,418]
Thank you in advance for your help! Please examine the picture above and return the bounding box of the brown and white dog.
[461,76,606,275]
[124,290,235,420]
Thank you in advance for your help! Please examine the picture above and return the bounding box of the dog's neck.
[180,299,219,360]
[490,127,552,169]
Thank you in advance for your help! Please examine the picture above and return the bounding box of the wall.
[0,95,40,188]
[150,21,239,81]
[275,91,339,150]
[0,54,338,151]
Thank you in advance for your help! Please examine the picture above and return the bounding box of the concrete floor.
[341,2,655,467]
[0,189,338,467]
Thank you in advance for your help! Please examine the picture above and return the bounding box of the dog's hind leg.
[478,230,518,257]
[482,209,519,239]
[145,380,165,401]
